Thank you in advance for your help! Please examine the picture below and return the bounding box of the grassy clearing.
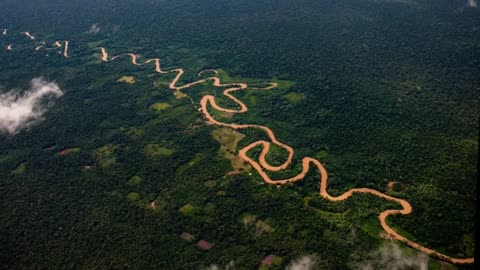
[256,220,275,233]
[127,192,140,201]
[123,127,145,139]
[273,79,295,90]
[204,180,217,188]
[173,90,187,99]
[212,128,251,174]
[127,176,142,187]
[176,153,204,175]
[360,217,383,239]
[315,150,329,160]
[117,76,135,84]
[144,144,174,157]
[150,102,171,111]
[12,163,26,175]
[212,128,245,159]
[179,203,194,215]
[239,213,257,227]
[216,191,227,196]
[95,145,118,168]
[150,102,196,126]
[283,92,305,104]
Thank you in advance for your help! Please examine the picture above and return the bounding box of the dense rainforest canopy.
[0,0,478,269]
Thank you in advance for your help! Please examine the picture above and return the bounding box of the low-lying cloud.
[351,242,429,270]
[0,78,63,135]
[467,0,478,7]
[88,24,100,34]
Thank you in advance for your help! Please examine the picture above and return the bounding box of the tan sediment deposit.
[117,76,135,84]
[35,41,46,51]
[5,31,473,265]
[22,31,35,40]
[63,41,69,58]
[99,47,109,61]
[150,201,157,209]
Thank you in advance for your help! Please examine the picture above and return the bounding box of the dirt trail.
[5,36,473,265]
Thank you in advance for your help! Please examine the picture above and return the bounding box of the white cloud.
[351,242,429,270]
[88,24,100,34]
[0,78,63,135]
[467,0,477,7]
[286,255,319,270]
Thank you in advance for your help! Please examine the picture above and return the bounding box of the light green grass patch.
[127,176,142,187]
[360,217,384,239]
[150,102,171,111]
[144,144,174,157]
[124,127,145,139]
[283,92,305,104]
[256,220,275,233]
[212,128,245,159]
[239,213,257,227]
[216,191,227,196]
[271,256,283,266]
[249,95,257,106]
[95,145,118,168]
[273,79,295,90]
[173,90,187,99]
[95,145,116,158]
[175,153,204,175]
[12,163,26,175]
[127,192,140,201]
[179,203,194,215]
[315,150,329,160]
[204,180,217,188]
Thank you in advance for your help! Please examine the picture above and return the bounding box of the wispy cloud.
[87,24,100,34]
[350,242,429,270]
[467,0,478,7]
[0,78,63,135]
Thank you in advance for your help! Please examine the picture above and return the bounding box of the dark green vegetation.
[0,0,478,269]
